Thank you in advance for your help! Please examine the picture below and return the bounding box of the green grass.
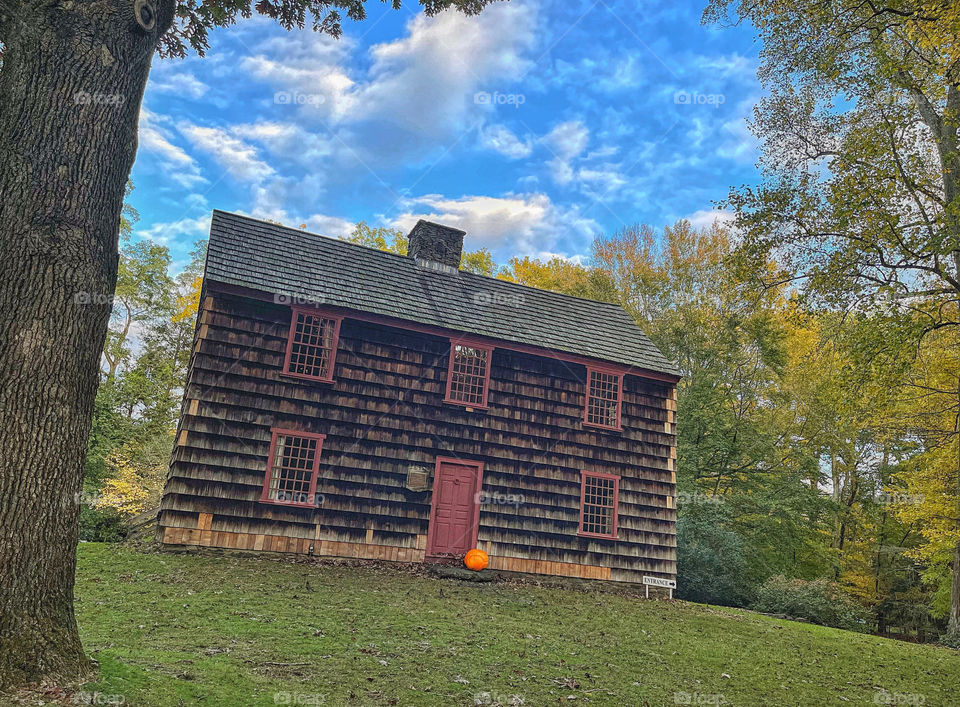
[62,544,960,706]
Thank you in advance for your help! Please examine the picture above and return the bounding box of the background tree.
[81,239,205,544]
[498,254,617,301]
[593,222,825,600]
[891,319,960,628]
[103,239,173,380]
[706,0,960,644]
[0,0,493,687]
[343,222,410,254]
[343,221,497,274]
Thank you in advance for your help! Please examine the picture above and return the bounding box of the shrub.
[79,505,128,543]
[752,575,871,632]
[677,502,756,607]
[940,623,960,649]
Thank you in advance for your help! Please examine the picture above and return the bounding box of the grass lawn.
[27,543,960,705]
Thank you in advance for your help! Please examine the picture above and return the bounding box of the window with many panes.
[261,429,325,506]
[445,341,493,408]
[579,471,619,538]
[283,308,341,382]
[583,367,622,429]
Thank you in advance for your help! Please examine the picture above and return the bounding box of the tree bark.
[0,0,173,688]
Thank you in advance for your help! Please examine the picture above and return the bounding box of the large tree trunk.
[0,0,173,688]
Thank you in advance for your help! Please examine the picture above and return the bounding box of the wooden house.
[158,211,680,587]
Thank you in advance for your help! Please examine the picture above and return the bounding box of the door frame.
[425,456,484,559]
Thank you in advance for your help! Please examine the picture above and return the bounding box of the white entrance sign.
[642,575,676,599]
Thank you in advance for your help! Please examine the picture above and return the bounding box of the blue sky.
[133,0,761,270]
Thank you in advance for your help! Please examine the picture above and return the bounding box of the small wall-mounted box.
[406,466,430,491]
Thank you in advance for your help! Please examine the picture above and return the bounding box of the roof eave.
[204,277,682,383]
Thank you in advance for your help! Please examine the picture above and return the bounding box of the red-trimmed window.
[584,367,622,429]
[260,428,325,507]
[579,471,619,538]
[444,341,493,408]
[283,308,341,382]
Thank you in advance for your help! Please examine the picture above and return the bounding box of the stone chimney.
[407,220,465,269]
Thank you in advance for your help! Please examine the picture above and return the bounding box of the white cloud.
[543,120,589,159]
[231,121,336,170]
[600,54,644,91]
[683,209,735,230]
[180,124,276,182]
[240,3,538,166]
[577,166,627,195]
[140,111,192,165]
[236,202,354,239]
[545,53,645,93]
[717,115,759,164]
[241,37,355,115]
[351,6,535,127]
[303,213,355,238]
[535,251,588,265]
[151,72,210,99]
[480,124,533,159]
[391,192,600,258]
[546,157,575,185]
[139,214,212,245]
[542,120,590,186]
[691,53,757,80]
[138,108,207,188]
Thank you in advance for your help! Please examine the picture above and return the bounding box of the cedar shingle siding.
[159,212,679,585]
[204,210,678,376]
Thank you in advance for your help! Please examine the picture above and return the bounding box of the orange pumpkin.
[464,548,489,571]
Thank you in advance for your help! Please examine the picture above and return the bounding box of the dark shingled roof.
[205,210,679,378]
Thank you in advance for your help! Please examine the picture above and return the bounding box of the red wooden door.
[426,458,483,558]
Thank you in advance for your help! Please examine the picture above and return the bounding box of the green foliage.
[78,507,127,543]
[343,221,408,254]
[498,255,617,302]
[85,198,207,539]
[460,248,497,276]
[676,502,755,606]
[753,576,872,633]
[86,380,136,487]
[343,221,498,276]
[706,0,960,635]
[119,181,138,238]
[103,238,175,380]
